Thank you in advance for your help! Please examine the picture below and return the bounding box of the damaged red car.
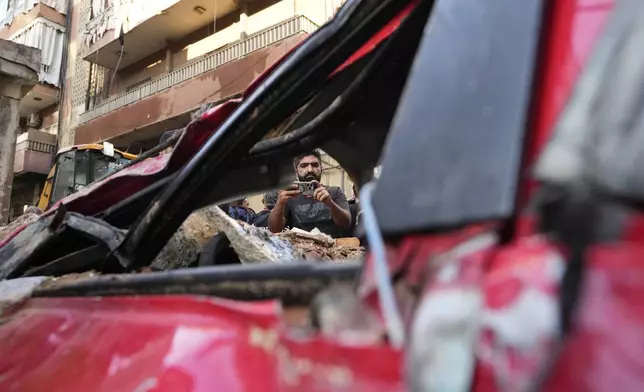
[1,0,642,391]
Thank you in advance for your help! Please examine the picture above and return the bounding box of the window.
[50,151,76,204]
[89,151,131,182]
[74,151,89,190]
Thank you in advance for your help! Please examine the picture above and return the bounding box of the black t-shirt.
[284,186,350,238]
[254,210,271,228]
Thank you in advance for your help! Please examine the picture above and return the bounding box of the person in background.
[347,183,361,234]
[254,191,279,228]
[228,198,256,224]
[268,150,351,238]
[243,198,257,217]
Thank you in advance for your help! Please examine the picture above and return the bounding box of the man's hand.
[311,180,351,229]
[269,185,300,233]
[312,181,332,205]
[277,184,301,206]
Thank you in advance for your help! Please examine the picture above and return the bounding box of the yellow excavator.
[37,142,137,211]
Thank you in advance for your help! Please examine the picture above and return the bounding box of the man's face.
[296,155,322,182]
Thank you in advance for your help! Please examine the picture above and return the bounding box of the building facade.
[0,0,66,219]
[1,0,350,219]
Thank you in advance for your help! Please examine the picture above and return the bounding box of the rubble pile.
[278,229,365,262]
[129,202,366,269]
[154,204,366,267]
[0,212,41,243]
[152,205,223,270]
[195,206,302,264]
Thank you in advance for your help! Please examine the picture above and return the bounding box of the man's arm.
[268,203,287,233]
[268,186,299,233]
[313,183,351,230]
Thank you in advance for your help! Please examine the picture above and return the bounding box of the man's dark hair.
[263,191,279,209]
[293,150,322,169]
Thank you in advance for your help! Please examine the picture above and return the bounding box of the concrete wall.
[39,103,58,129]
[13,149,53,174]
[57,0,92,148]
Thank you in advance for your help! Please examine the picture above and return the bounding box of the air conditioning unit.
[26,113,42,128]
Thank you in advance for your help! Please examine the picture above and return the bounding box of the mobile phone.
[293,181,317,196]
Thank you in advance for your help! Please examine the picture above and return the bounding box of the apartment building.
[2,0,352,218]
[0,0,66,219]
[71,0,348,150]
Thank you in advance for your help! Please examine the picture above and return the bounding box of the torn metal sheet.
[535,0,644,200]
[0,211,127,280]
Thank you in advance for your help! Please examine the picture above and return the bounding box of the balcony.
[19,83,58,116]
[13,130,57,176]
[8,16,64,115]
[1,0,67,27]
[79,16,317,125]
[81,0,238,70]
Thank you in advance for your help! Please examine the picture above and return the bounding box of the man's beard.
[298,172,321,182]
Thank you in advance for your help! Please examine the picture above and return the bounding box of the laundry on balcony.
[84,0,115,47]
[0,0,67,26]
[10,17,64,86]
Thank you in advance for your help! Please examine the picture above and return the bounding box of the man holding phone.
[268,150,351,238]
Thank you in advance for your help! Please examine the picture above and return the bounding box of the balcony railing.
[15,134,57,155]
[24,140,57,154]
[79,15,319,124]
[14,131,57,175]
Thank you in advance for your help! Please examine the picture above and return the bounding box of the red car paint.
[0,1,625,391]
[0,297,403,391]
[516,0,613,237]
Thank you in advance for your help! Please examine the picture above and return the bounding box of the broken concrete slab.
[0,39,40,77]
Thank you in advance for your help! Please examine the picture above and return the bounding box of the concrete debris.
[287,227,335,247]
[151,204,365,269]
[203,205,301,264]
[151,204,301,268]
[151,205,222,270]
[0,212,40,242]
[208,205,365,263]
[278,230,365,262]
[0,276,49,315]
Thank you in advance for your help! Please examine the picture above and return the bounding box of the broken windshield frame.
[116,0,423,269]
[0,0,430,281]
